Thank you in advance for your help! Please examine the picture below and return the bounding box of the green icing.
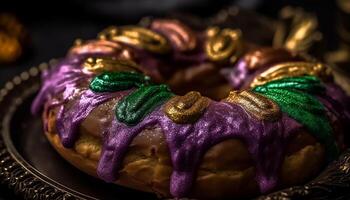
[89,71,173,126]
[253,76,339,160]
[116,84,174,126]
[90,72,150,92]
[255,76,324,93]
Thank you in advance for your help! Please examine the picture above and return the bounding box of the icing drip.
[56,90,124,147]
[89,72,150,92]
[98,101,301,197]
[31,56,89,115]
[116,84,174,125]
[253,76,339,159]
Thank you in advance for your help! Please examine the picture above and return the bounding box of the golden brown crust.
[45,104,325,199]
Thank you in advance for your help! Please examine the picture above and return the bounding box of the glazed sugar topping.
[32,19,350,198]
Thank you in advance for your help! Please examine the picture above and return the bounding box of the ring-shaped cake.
[31,19,350,199]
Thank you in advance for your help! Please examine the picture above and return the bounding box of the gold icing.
[273,6,321,52]
[151,19,197,52]
[83,57,141,74]
[250,61,332,88]
[244,48,299,71]
[98,26,171,54]
[164,91,210,124]
[224,90,281,121]
[205,27,242,63]
[68,39,134,59]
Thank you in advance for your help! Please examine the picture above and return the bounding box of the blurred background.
[0,0,349,198]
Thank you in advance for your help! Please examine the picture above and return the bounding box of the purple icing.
[319,83,350,119]
[317,83,350,147]
[229,58,267,89]
[97,101,302,197]
[32,53,349,198]
[228,53,303,90]
[56,90,125,147]
[31,56,90,115]
[229,59,249,89]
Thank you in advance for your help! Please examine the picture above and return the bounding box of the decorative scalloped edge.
[258,149,350,200]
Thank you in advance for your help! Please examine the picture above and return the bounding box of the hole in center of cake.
[158,63,232,101]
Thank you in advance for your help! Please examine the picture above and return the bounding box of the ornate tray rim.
[0,60,97,200]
